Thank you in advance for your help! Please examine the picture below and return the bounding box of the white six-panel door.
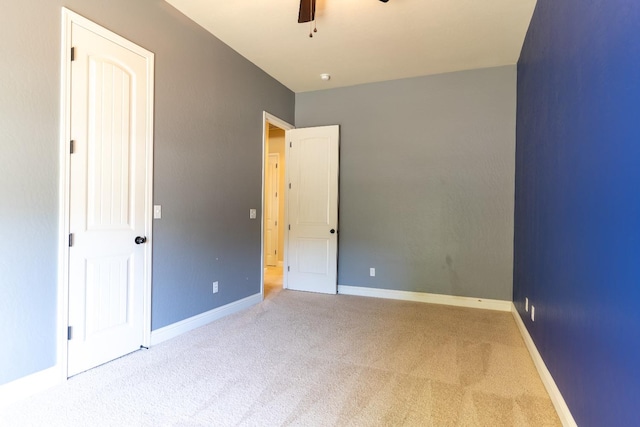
[286,126,339,294]
[66,17,153,377]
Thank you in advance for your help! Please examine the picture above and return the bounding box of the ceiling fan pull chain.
[309,19,318,37]
[299,0,317,38]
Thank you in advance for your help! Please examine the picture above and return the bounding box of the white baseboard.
[150,293,262,346]
[0,365,62,409]
[338,285,512,312]
[511,304,577,427]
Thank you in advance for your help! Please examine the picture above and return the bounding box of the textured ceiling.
[165,0,537,93]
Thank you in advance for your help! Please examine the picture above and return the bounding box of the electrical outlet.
[212,281,219,294]
[531,305,535,322]
[525,297,529,312]
[249,209,257,219]
[369,268,375,277]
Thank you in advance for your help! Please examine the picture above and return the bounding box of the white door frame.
[57,8,154,380]
[261,112,294,298]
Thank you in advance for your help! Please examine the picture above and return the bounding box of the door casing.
[58,8,154,380]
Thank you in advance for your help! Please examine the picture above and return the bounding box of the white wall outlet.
[212,281,219,294]
[525,297,529,312]
[153,205,162,219]
[369,268,375,277]
[249,209,257,219]
[531,305,535,322]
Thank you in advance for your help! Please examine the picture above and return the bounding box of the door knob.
[330,229,336,234]
[135,236,147,244]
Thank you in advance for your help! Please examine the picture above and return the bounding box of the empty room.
[1,0,638,426]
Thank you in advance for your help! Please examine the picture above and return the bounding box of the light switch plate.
[153,205,162,219]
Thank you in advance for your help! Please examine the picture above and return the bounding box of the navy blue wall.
[515,1,640,425]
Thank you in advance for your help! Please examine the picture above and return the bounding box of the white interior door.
[265,154,279,266]
[286,125,339,294]
[67,19,153,377]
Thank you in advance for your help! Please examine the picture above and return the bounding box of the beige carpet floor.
[0,282,561,426]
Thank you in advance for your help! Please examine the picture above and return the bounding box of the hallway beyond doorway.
[264,266,283,299]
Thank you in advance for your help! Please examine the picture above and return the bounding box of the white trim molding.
[0,366,61,409]
[150,293,262,346]
[338,285,512,312]
[511,304,577,427]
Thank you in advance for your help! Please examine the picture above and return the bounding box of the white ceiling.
[165,0,537,93]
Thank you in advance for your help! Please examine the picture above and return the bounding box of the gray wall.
[0,0,294,385]
[296,66,516,300]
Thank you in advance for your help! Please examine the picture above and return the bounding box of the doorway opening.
[261,113,340,298]
[262,113,293,299]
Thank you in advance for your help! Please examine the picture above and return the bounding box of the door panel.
[297,238,329,274]
[286,126,339,294]
[87,58,132,229]
[67,22,150,377]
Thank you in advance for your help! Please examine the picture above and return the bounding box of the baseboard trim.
[511,304,577,427]
[0,365,62,409]
[150,293,262,346]
[337,285,511,312]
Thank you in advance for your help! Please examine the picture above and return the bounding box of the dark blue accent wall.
[514,1,640,425]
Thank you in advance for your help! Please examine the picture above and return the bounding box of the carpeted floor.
[0,281,561,426]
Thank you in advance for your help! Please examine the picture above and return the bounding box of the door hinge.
[290,142,292,148]
[275,192,277,198]
[288,224,291,231]
[70,47,75,61]
[67,326,73,340]
[288,266,290,272]
[276,163,278,169]
[289,183,291,189]
[69,233,74,247]
[70,140,75,154]
[275,220,277,226]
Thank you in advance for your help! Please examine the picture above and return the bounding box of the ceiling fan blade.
[298,0,316,23]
